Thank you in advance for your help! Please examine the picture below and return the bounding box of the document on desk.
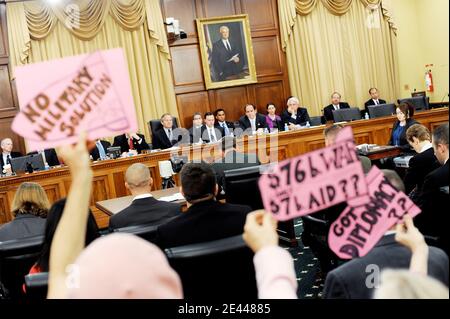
[159,193,184,202]
[227,53,239,62]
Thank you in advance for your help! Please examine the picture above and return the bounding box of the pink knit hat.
[67,233,183,299]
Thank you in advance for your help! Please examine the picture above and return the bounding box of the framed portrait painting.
[196,14,257,90]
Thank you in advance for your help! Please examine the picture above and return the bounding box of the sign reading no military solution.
[328,166,421,259]
[258,127,369,221]
[12,48,137,151]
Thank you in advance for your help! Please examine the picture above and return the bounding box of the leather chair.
[24,272,48,300]
[0,235,44,300]
[148,117,179,137]
[113,224,160,244]
[398,96,430,112]
[309,116,323,126]
[164,235,257,298]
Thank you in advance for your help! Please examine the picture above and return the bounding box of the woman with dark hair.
[0,182,50,242]
[388,102,419,151]
[265,103,282,132]
[28,198,100,274]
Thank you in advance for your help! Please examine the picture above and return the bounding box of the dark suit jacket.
[0,214,46,242]
[211,39,243,81]
[189,126,203,144]
[1,151,22,169]
[238,114,268,134]
[152,128,184,150]
[27,149,60,167]
[364,99,387,113]
[323,234,449,299]
[281,108,311,127]
[387,118,419,151]
[113,134,150,154]
[200,125,225,144]
[89,140,111,161]
[323,102,351,122]
[215,121,235,136]
[403,147,440,194]
[109,197,181,230]
[155,199,251,249]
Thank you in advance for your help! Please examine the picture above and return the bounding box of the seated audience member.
[281,97,311,129]
[152,113,180,150]
[201,112,224,144]
[108,163,181,230]
[113,132,150,154]
[29,198,99,275]
[211,136,261,193]
[89,139,111,161]
[404,124,440,197]
[155,163,252,249]
[239,104,268,135]
[189,112,204,144]
[265,103,282,132]
[28,149,60,167]
[323,92,350,122]
[364,88,387,114]
[214,109,235,137]
[387,102,418,152]
[0,182,50,242]
[242,210,298,299]
[45,134,182,299]
[323,171,448,299]
[1,138,23,174]
[415,123,449,254]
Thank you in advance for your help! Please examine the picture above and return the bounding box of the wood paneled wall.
[161,0,291,128]
[0,1,25,155]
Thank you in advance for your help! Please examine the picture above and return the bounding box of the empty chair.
[309,116,323,126]
[398,96,430,112]
[368,103,396,119]
[164,235,257,298]
[24,272,48,300]
[332,108,362,122]
[0,235,44,300]
[113,224,160,244]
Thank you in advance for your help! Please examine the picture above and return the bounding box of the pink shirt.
[253,246,298,299]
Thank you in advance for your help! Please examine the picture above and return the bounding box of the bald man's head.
[125,163,153,194]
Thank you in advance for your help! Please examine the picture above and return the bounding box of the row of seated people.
[1,131,447,299]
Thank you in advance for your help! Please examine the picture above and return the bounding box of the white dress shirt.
[222,39,232,51]
[164,128,173,141]
[207,127,218,142]
[250,118,257,132]
[133,193,153,201]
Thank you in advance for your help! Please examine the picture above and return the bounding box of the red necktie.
[129,137,134,150]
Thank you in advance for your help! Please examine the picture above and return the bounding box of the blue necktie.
[97,141,107,159]
[222,123,230,136]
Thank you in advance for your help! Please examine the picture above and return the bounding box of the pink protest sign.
[12,48,137,151]
[258,126,369,221]
[328,166,421,259]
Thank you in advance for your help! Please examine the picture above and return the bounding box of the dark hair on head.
[244,104,256,112]
[214,109,225,117]
[406,124,431,143]
[204,112,214,119]
[396,102,415,119]
[323,123,345,139]
[180,163,216,202]
[369,88,378,94]
[221,136,236,152]
[192,112,202,120]
[35,198,100,272]
[381,169,405,193]
[266,103,276,110]
[432,123,449,146]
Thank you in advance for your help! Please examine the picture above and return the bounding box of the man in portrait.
[211,25,244,81]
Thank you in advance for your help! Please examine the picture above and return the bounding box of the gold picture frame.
[196,14,257,90]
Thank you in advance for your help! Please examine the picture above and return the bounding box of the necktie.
[376,100,379,105]
[210,129,216,142]
[167,129,173,141]
[129,137,134,150]
[6,155,11,165]
[226,41,231,51]
[97,141,107,159]
[222,123,230,136]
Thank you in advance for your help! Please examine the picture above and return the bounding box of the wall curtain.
[7,0,178,139]
[278,0,399,116]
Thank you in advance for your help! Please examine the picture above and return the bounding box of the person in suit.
[281,97,311,129]
[0,182,50,242]
[27,148,60,167]
[189,112,204,144]
[214,108,235,137]
[155,162,252,249]
[211,136,261,194]
[265,103,282,132]
[152,113,181,150]
[387,102,418,152]
[211,26,244,81]
[404,124,440,197]
[201,112,224,144]
[364,88,387,113]
[89,139,111,161]
[109,163,181,231]
[415,123,449,254]
[323,92,351,122]
[113,132,150,155]
[1,138,23,174]
[239,104,268,135]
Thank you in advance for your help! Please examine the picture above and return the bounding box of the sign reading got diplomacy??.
[329,166,421,259]
[12,48,138,151]
[258,127,370,221]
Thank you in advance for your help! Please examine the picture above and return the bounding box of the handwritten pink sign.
[328,166,421,259]
[258,127,369,221]
[12,48,137,151]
